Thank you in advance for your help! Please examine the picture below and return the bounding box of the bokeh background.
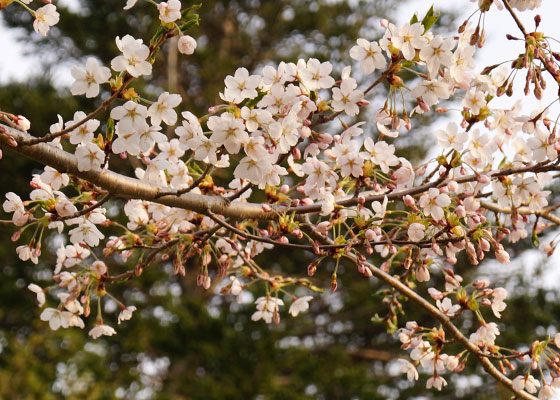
[1,0,560,399]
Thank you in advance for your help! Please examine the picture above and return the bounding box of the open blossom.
[426,376,447,391]
[157,0,181,24]
[331,78,364,116]
[69,220,105,246]
[397,359,419,382]
[123,0,138,9]
[33,4,60,36]
[419,188,451,221]
[288,296,313,317]
[408,223,426,242]
[111,35,152,77]
[420,34,455,76]
[70,57,111,98]
[436,297,461,317]
[469,322,500,346]
[3,192,28,226]
[539,385,556,400]
[75,143,105,172]
[118,306,137,324]
[28,284,45,307]
[491,287,507,318]
[349,38,386,74]
[221,67,261,104]
[436,122,467,151]
[148,92,182,126]
[66,111,100,145]
[410,79,451,108]
[40,308,73,330]
[252,296,284,324]
[299,58,335,91]
[513,375,540,394]
[391,22,428,60]
[178,35,197,55]
[89,323,117,339]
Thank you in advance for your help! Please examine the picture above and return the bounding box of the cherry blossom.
[33,4,60,36]
[111,35,152,77]
[288,296,313,317]
[89,323,117,339]
[178,35,197,55]
[349,38,387,74]
[70,57,111,98]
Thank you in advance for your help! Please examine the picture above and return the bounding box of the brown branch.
[502,0,529,38]
[156,164,214,198]
[480,200,560,225]
[55,194,112,222]
[2,123,559,225]
[304,225,537,400]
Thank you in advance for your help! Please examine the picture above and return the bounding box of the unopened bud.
[477,174,490,184]
[473,279,490,289]
[330,274,338,292]
[365,229,376,241]
[318,133,333,144]
[403,194,416,208]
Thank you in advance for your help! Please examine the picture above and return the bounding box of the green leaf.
[421,5,440,34]
[409,13,419,25]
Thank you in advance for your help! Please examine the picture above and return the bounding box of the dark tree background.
[0,1,556,399]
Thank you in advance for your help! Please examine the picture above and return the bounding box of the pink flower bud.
[292,147,301,159]
[455,205,466,218]
[357,99,370,107]
[316,221,330,234]
[473,279,490,289]
[365,229,376,241]
[403,194,416,208]
[380,19,389,28]
[444,256,457,265]
[203,275,211,290]
[280,184,290,194]
[300,126,311,138]
[477,174,490,184]
[300,198,313,206]
[333,134,341,143]
[495,249,510,264]
[480,298,491,306]
[278,236,289,244]
[428,288,444,300]
[416,97,430,113]
[318,133,333,144]
[14,115,30,131]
